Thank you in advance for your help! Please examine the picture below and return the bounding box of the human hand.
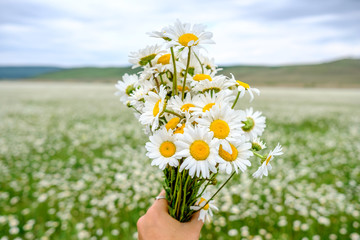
[137,190,204,240]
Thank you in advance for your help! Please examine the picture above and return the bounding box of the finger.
[152,190,168,212]
[188,211,204,231]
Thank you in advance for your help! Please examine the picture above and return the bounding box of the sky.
[1,0,360,67]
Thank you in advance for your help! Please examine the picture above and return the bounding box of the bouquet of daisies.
[116,20,283,223]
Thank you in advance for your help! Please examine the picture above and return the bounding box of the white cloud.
[0,0,359,66]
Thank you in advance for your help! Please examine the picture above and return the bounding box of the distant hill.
[1,58,359,87]
[220,58,360,88]
[0,66,62,79]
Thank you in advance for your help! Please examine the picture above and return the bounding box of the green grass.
[0,83,359,239]
[29,59,360,88]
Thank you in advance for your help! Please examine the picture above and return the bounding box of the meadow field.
[0,82,359,240]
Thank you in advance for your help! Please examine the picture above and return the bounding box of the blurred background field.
[0,82,359,240]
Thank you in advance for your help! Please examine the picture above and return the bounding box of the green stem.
[196,172,218,199]
[159,73,165,85]
[170,47,178,96]
[252,150,264,159]
[175,170,183,218]
[129,105,141,114]
[231,91,241,109]
[149,61,160,89]
[158,100,168,117]
[182,47,192,100]
[193,52,204,74]
[200,171,236,211]
[164,109,182,118]
[196,181,211,199]
[180,171,190,220]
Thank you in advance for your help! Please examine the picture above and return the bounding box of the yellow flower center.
[165,117,180,131]
[218,143,238,162]
[190,140,210,161]
[177,85,190,92]
[202,103,215,112]
[181,103,195,112]
[157,54,171,65]
[159,141,176,158]
[174,123,185,134]
[265,155,272,165]
[153,99,161,117]
[178,33,199,47]
[236,80,250,89]
[193,74,212,82]
[199,197,210,210]
[210,119,230,139]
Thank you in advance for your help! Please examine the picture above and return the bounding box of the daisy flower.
[200,54,220,72]
[165,19,215,57]
[176,126,218,178]
[241,107,266,141]
[192,75,233,93]
[164,115,181,131]
[191,90,234,116]
[145,127,180,170]
[251,137,267,151]
[196,105,243,154]
[253,143,283,179]
[216,138,253,174]
[168,93,196,114]
[176,81,191,94]
[154,52,185,79]
[147,27,171,41]
[190,192,218,223]
[129,45,165,69]
[128,79,155,112]
[168,111,198,135]
[138,66,157,82]
[115,74,139,105]
[139,85,167,131]
[189,70,216,87]
[230,73,260,102]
